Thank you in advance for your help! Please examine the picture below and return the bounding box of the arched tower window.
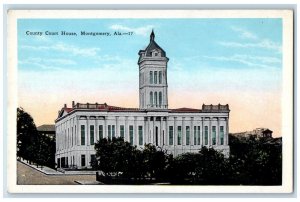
[150,71,153,84]
[150,92,153,106]
[159,71,162,84]
[154,71,158,84]
[159,92,162,107]
[154,92,157,106]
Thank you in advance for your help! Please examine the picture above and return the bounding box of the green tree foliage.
[229,135,282,185]
[17,107,40,163]
[94,133,282,185]
[17,107,56,168]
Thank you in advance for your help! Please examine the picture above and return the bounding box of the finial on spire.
[150,29,155,41]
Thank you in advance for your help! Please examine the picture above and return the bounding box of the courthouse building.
[55,31,230,169]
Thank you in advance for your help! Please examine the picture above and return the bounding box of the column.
[125,116,128,142]
[134,116,137,145]
[95,117,98,142]
[146,117,150,143]
[87,118,89,146]
[209,117,212,146]
[200,117,203,146]
[225,117,229,145]
[104,116,107,139]
[165,116,168,146]
[191,117,194,146]
[216,117,220,145]
[160,117,163,146]
[174,117,177,156]
[182,117,185,146]
[116,116,119,137]
[152,116,155,144]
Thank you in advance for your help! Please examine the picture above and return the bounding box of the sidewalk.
[19,159,63,175]
[18,159,97,175]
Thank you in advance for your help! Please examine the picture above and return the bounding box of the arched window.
[150,92,153,106]
[159,71,162,84]
[159,92,162,106]
[150,71,153,84]
[154,92,157,106]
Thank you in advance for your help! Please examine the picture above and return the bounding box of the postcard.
[6,9,293,193]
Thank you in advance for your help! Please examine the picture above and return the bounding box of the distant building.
[55,31,230,169]
[232,128,273,139]
[37,124,55,140]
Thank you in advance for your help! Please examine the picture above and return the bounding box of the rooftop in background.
[37,124,55,132]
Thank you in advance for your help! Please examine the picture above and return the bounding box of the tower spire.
[150,29,155,41]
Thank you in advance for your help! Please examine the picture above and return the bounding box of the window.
[129,125,134,145]
[90,125,94,145]
[197,126,201,145]
[99,125,103,139]
[169,126,173,145]
[186,126,190,145]
[150,71,153,84]
[138,126,143,145]
[120,125,125,139]
[177,126,182,145]
[159,92,162,106]
[108,125,111,140]
[75,125,76,145]
[154,71,157,84]
[154,92,157,106]
[205,126,208,145]
[159,71,162,84]
[212,126,216,145]
[150,92,153,106]
[220,126,224,145]
[71,127,73,147]
[90,154,96,166]
[81,125,85,145]
[112,125,115,138]
[81,154,86,167]
[194,126,197,145]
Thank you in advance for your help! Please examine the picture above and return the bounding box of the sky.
[17,18,282,137]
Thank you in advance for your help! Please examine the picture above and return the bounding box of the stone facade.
[55,31,230,169]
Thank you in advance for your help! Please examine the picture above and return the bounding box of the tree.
[194,147,230,185]
[229,134,282,185]
[17,107,56,168]
[17,107,39,163]
[143,144,167,180]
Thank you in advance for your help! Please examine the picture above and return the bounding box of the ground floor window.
[108,125,111,140]
[81,125,85,145]
[197,126,201,145]
[112,125,115,138]
[186,126,190,145]
[177,126,182,145]
[90,154,96,166]
[138,126,143,145]
[90,125,95,145]
[205,126,208,145]
[120,125,125,139]
[220,126,224,145]
[169,126,173,145]
[99,125,103,139]
[212,126,216,145]
[129,125,134,145]
[81,154,86,167]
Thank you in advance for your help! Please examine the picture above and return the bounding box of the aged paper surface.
[7,9,293,193]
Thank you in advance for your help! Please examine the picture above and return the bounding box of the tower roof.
[140,30,166,57]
